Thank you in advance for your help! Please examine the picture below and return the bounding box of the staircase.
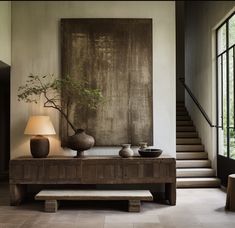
[176,102,221,188]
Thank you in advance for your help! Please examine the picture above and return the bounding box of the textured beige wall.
[0,1,11,65]
[11,1,176,158]
[185,1,235,168]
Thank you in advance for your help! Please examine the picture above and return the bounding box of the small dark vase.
[67,129,95,157]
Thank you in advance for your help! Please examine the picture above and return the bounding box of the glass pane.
[219,54,228,156]
[223,54,228,156]
[218,56,222,126]
[218,129,224,156]
[217,24,227,55]
[229,49,235,158]
[229,14,235,47]
[229,49,234,125]
[229,49,234,128]
[230,129,235,159]
[218,56,223,155]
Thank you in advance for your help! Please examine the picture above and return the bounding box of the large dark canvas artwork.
[61,19,152,146]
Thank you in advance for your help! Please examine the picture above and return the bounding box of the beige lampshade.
[24,116,56,135]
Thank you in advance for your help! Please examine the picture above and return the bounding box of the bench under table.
[35,189,153,212]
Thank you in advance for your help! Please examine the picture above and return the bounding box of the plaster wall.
[176,1,185,102]
[11,1,176,158]
[0,1,11,65]
[185,1,235,168]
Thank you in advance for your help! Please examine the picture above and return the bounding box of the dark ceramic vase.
[30,135,49,158]
[67,129,95,157]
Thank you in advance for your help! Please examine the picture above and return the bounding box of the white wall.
[0,1,11,65]
[185,1,235,168]
[176,1,185,102]
[11,1,176,158]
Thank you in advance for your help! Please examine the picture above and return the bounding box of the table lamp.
[24,116,56,158]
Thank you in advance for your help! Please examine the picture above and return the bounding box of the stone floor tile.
[49,213,78,224]
[158,214,202,228]
[47,223,77,228]
[196,213,234,224]
[0,184,235,228]
[76,214,105,225]
[105,214,160,224]
[104,223,133,228]
[0,224,21,228]
[201,222,235,228]
[161,223,205,228]
[30,223,76,228]
[134,223,163,228]
[75,223,104,228]
[0,214,31,225]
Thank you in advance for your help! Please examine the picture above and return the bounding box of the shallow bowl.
[138,148,162,157]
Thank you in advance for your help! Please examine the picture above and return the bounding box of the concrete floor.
[0,182,235,228]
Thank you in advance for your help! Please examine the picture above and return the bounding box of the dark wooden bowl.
[138,148,162,157]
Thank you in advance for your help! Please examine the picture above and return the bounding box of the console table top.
[11,155,175,161]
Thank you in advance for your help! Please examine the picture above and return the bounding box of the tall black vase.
[67,129,95,157]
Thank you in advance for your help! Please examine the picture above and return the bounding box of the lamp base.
[30,135,49,158]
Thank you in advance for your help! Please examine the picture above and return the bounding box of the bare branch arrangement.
[18,74,104,132]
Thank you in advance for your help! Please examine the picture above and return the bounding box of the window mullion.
[233,46,235,130]
[226,20,230,158]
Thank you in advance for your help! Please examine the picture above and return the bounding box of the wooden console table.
[9,155,176,206]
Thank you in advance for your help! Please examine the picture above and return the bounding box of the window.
[217,13,235,159]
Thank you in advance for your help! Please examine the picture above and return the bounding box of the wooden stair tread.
[177,132,198,138]
[177,126,196,132]
[176,104,221,188]
[176,144,204,151]
[176,152,208,160]
[177,177,219,181]
[177,177,221,188]
[177,168,214,171]
[176,138,201,145]
[176,120,193,126]
[176,151,205,153]
[176,116,191,120]
[177,112,189,116]
[177,168,215,177]
[176,160,211,168]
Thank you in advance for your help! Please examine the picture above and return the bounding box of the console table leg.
[10,184,26,206]
[45,200,58,213]
[128,200,141,212]
[165,183,176,205]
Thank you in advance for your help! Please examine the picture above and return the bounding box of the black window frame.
[216,11,235,160]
